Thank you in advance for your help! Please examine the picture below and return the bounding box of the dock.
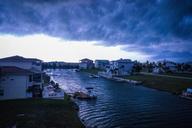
[98,72,142,85]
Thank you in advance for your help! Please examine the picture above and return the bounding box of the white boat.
[73,87,97,100]
[43,85,64,99]
[89,74,100,78]
[74,69,80,72]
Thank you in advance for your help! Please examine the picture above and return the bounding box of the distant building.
[0,66,43,100]
[164,61,177,72]
[106,59,134,76]
[186,62,192,66]
[0,55,42,71]
[153,67,165,74]
[186,88,192,94]
[79,58,94,69]
[43,62,79,69]
[95,60,109,70]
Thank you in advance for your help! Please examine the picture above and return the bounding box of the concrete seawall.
[98,72,142,85]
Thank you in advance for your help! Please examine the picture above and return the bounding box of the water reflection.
[50,69,192,128]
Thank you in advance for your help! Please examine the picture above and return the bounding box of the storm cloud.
[0,0,192,61]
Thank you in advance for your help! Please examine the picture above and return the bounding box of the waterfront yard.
[124,74,192,94]
[161,72,192,78]
[80,69,192,94]
[0,98,84,128]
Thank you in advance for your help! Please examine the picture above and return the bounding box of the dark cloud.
[152,51,192,62]
[0,0,192,61]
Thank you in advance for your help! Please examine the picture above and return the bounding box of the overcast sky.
[0,0,192,62]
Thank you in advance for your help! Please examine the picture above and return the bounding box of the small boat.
[180,88,192,100]
[85,87,94,90]
[73,87,97,100]
[74,69,80,72]
[73,91,97,100]
[89,74,100,78]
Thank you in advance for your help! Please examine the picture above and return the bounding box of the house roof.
[116,59,132,63]
[0,66,33,75]
[80,58,93,62]
[158,60,176,64]
[0,55,42,63]
[95,60,109,62]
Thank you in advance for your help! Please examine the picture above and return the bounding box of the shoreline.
[123,74,192,95]
[80,69,192,97]
[64,92,86,125]
[65,92,89,128]
[48,75,86,128]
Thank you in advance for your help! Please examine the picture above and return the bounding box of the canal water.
[51,69,192,128]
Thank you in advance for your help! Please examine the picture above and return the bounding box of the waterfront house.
[153,67,165,74]
[0,55,42,71]
[0,66,43,100]
[0,55,44,100]
[106,59,134,76]
[184,62,192,72]
[79,58,94,69]
[95,60,109,70]
[0,56,43,84]
[164,61,177,72]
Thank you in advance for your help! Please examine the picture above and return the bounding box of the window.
[0,88,4,96]
[33,74,41,82]
[29,75,32,82]
[32,61,41,66]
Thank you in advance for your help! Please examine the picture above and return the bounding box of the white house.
[0,66,43,100]
[186,88,192,94]
[164,61,177,72]
[153,67,165,74]
[0,55,42,71]
[106,59,134,76]
[95,60,109,70]
[79,58,94,69]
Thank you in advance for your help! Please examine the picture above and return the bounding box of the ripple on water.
[51,70,192,128]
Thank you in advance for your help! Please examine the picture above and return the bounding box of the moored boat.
[89,74,100,78]
[73,87,97,100]
[180,87,192,100]
[73,91,97,100]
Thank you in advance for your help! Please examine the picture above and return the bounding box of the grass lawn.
[124,74,192,94]
[0,97,84,128]
[161,72,192,78]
